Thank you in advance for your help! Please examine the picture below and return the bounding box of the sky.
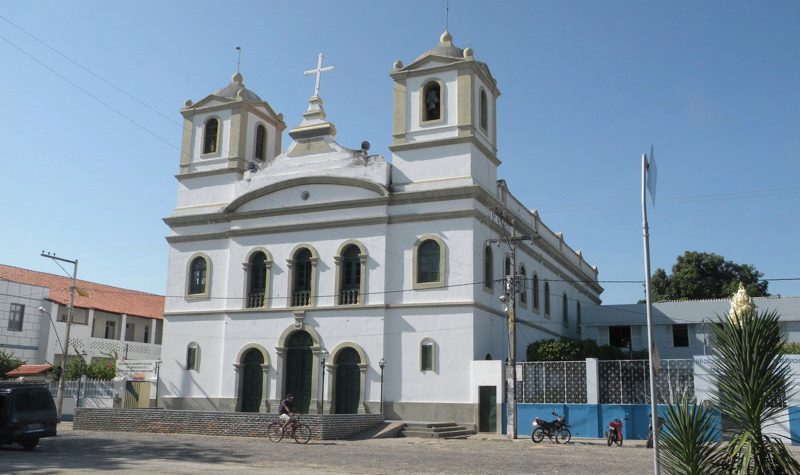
[1,1,798,304]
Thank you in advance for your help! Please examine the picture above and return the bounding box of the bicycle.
[267,415,312,444]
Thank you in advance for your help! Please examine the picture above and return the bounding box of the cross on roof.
[304,53,334,98]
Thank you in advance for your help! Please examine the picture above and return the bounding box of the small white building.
[0,265,164,368]
[581,296,800,360]
[160,32,602,430]
[0,277,49,363]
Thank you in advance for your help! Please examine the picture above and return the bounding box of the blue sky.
[1,1,798,304]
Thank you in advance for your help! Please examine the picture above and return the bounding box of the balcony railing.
[292,290,310,307]
[247,292,266,308]
[339,289,360,305]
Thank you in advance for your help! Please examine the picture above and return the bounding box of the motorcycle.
[531,411,571,444]
[646,415,665,448]
[605,417,625,446]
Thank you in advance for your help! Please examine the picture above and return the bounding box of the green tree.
[526,338,627,361]
[649,251,768,302]
[0,349,25,378]
[780,342,800,355]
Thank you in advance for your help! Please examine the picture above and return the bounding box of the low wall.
[510,403,799,445]
[73,408,384,440]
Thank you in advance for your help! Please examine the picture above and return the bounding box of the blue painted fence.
[508,403,800,445]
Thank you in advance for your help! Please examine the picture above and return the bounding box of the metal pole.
[319,349,328,415]
[42,253,78,422]
[490,208,536,440]
[379,358,386,414]
[155,360,162,408]
[642,154,661,475]
[508,234,517,440]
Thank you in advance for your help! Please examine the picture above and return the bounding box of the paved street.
[2,423,662,475]
[4,424,800,474]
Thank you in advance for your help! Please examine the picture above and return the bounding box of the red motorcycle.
[605,417,625,446]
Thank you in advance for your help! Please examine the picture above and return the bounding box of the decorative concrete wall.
[73,408,383,440]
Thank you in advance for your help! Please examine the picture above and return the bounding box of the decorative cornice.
[389,135,500,166]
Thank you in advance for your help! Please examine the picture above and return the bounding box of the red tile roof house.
[0,265,165,369]
[5,364,53,382]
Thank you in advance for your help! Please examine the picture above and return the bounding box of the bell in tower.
[389,31,501,192]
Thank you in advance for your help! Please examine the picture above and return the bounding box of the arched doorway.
[285,331,313,413]
[240,348,264,412]
[334,347,361,414]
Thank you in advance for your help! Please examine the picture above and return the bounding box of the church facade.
[159,32,602,429]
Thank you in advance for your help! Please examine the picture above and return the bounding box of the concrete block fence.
[73,408,384,440]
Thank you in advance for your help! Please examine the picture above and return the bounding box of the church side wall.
[159,315,227,402]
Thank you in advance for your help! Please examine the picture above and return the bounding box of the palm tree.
[710,309,800,474]
[660,392,721,475]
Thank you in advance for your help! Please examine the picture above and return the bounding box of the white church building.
[159,32,603,430]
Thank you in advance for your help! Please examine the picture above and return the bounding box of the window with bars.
[247,251,268,308]
[339,245,361,305]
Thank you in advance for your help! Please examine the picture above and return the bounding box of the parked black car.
[0,382,58,449]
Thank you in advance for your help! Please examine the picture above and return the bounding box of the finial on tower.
[235,46,241,73]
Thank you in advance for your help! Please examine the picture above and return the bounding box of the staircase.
[399,422,474,439]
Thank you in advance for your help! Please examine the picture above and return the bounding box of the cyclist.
[279,394,298,432]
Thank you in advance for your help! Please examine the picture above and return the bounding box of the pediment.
[226,176,389,214]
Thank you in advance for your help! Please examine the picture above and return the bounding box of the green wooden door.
[285,331,312,413]
[240,349,264,412]
[478,386,497,432]
[334,347,361,414]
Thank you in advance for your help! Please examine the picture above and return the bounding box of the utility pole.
[41,252,78,422]
[489,206,537,439]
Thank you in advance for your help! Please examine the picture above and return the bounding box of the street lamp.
[378,357,386,414]
[320,348,329,415]
[155,359,162,408]
[77,351,87,409]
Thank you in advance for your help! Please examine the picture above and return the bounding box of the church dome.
[415,31,464,61]
[212,72,263,102]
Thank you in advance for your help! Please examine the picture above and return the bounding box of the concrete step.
[399,422,474,439]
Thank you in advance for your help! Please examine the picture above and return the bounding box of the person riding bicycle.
[279,394,299,432]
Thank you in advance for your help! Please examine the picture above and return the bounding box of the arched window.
[533,274,540,312]
[479,89,488,131]
[418,240,440,283]
[414,237,445,289]
[420,338,435,372]
[339,244,361,305]
[188,256,208,296]
[422,81,442,122]
[483,245,493,291]
[186,342,200,371]
[292,248,312,307]
[577,302,582,335]
[519,266,527,307]
[203,118,219,154]
[246,251,269,308]
[544,281,551,317]
[562,293,569,328]
[254,124,267,161]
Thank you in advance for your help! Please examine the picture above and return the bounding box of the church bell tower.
[389,31,501,192]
